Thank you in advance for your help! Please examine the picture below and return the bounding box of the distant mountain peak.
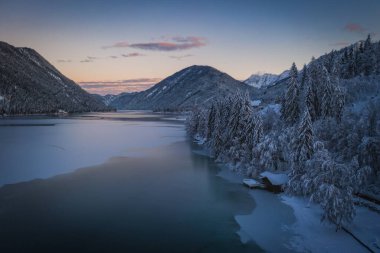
[244,70,290,88]
[110,65,255,111]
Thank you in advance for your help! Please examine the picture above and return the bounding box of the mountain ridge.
[110,65,257,111]
[0,41,110,115]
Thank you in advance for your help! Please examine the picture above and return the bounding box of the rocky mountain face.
[244,70,290,88]
[110,65,256,111]
[0,41,110,115]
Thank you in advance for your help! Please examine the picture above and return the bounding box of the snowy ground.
[217,166,380,253]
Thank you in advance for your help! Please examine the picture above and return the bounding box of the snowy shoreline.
[216,165,380,253]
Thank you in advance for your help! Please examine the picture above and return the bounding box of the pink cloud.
[121,52,145,57]
[344,23,366,33]
[170,54,193,60]
[79,78,162,95]
[104,36,207,51]
[329,41,349,47]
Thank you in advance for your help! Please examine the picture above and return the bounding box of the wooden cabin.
[259,171,288,193]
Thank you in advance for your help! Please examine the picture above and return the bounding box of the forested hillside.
[187,35,380,229]
[0,42,110,115]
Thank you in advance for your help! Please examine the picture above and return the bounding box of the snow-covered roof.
[260,171,288,185]
[251,100,262,107]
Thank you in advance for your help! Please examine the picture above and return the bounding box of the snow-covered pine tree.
[321,66,335,118]
[226,93,243,142]
[306,61,322,120]
[302,144,372,230]
[253,114,263,144]
[254,134,280,171]
[197,109,207,138]
[300,64,308,90]
[305,81,317,122]
[362,34,377,76]
[346,47,356,78]
[292,109,314,169]
[205,102,216,140]
[333,85,345,122]
[286,109,314,195]
[186,107,201,137]
[239,92,254,143]
[226,92,254,167]
[242,114,256,161]
[281,63,300,124]
[210,105,224,159]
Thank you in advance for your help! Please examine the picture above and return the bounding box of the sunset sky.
[1,0,379,95]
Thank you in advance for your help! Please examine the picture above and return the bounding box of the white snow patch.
[49,72,62,81]
[169,68,192,85]
[281,195,377,253]
[260,103,281,115]
[19,48,42,67]
[194,135,206,145]
[251,99,262,107]
[147,88,158,97]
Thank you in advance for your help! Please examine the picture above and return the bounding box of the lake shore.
[217,164,380,253]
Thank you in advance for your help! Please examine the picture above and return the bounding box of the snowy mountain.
[244,70,290,88]
[110,65,256,111]
[0,41,110,115]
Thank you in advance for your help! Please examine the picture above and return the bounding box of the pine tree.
[186,107,201,137]
[321,66,335,118]
[282,63,300,124]
[306,148,371,229]
[362,34,377,76]
[287,111,313,195]
[347,47,356,78]
[211,106,224,159]
[333,85,345,122]
[300,64,308,90]
[226,93,243,141]
[292,109,314,167]
[253,114,263,144]
[306,84,317,121]
[197,109,207,138]
[307,61,322,120]
[205,103,216,140]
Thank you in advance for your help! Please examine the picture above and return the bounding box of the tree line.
[187,35,380,230]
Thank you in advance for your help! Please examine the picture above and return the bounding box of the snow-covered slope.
[244,70,290,88]
[111,65,257,111]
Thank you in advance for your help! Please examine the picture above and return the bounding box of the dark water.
[0,112,263,253]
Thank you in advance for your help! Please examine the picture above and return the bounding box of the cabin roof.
[260,171,288,185]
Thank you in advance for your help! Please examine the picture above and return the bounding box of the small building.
[259,171,288,193]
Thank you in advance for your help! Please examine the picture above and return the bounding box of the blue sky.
[1,0,379,94]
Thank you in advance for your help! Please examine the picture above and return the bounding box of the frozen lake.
[0,111,263,252]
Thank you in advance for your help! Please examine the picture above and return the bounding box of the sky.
[1,0,380,95]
